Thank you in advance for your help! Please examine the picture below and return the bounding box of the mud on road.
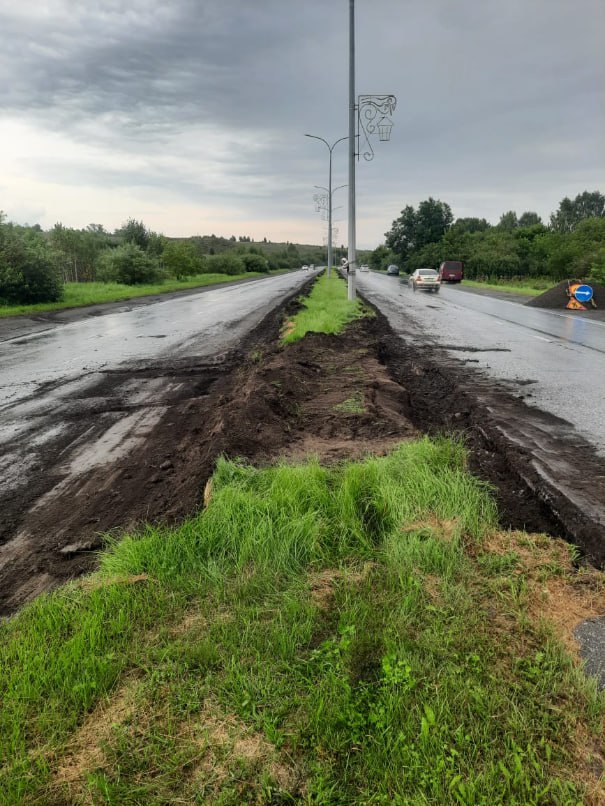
[2,292,605,615]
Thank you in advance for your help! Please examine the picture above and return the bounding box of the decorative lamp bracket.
[357,94,397,161]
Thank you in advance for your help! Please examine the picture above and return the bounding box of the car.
[359,264,369,272]
[438,260,464,283]
[409,268,441,292]
[386,264,399,276]
[301,264,309,271]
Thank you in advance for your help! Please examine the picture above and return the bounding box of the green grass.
[283,271,364,343]
[464,278,556,296]
[0,271,287,317]
[1,438,602,804]
[334,392,366,414]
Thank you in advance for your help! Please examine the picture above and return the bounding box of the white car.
[409,268,441,292]
[359,264,369,272]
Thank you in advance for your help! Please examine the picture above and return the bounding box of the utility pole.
[347,0,357,300]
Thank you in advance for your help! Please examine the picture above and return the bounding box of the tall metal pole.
[328,146,333,278]
[348,0,357,300]
[305,135,348,278]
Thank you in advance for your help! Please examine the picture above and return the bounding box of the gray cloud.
[1,0,604,244]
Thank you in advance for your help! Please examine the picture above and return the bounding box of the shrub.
[240,252,269,273]
[0,228,63,304]
[205,252,245,275]
[161,241,204,279]
[97,243,163,285]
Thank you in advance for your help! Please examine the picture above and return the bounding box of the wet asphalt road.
[0,270,315,411]
[356,272,605,457]
[0,270,317,502]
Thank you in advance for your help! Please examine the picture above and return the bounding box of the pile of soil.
[526,279,604,309]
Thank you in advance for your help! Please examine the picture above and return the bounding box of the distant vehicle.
[359,264,369,272]
[301,264,309,271]
[409,268,441,292]
[386,264,399,276]
[438,260,464,283]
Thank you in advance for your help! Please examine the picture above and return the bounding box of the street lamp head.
[377,116,393,142]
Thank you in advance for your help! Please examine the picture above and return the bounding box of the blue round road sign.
[574,284,593,302]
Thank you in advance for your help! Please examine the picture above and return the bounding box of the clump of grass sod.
[282,271,365,343]
[1,438,603,804]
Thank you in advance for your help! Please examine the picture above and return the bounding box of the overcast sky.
[1,0,604,248]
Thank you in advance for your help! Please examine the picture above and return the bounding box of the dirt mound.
[526,279,604,309]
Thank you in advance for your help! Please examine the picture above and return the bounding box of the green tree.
[385,198,453,262]
[550,191,605,232]
[450,217,490,235]
[369,245,394,270]
[498,211,519,231]
[518,211,542,227]
[117,218,150,250]
[162,241,202,279]
[240,253,269,273]
[97,242,162,285]
[50,223,111,282]
[0,221,63,303]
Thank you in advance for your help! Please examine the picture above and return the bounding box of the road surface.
[0,270,316,520]
[356,272,605,457]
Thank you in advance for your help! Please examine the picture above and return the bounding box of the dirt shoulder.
[2,293,605,615]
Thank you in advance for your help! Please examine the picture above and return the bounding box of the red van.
[439,260,464,283]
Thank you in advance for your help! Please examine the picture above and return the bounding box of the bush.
[240,252,269,273]
[97,243,163,285]
[0,229,63,304]
[161,241,204,279]
[205,253,245,275]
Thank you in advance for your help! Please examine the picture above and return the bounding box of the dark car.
[438,260,464,283]
[386,264,399,276]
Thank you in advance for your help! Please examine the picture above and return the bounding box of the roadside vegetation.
[1,441,603,803]
[373,190,605,286]
[0,212,335,313]
[283,271,364,343]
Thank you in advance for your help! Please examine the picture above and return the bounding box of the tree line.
[377,190,605,283]
[0,215,328,305]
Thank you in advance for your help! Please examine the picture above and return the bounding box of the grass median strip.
[1,438,603,803]
[282,271,365,343]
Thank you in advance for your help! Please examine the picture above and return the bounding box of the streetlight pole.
[304,134,348,278]
[348,0,356,300]
[347,0,396,300]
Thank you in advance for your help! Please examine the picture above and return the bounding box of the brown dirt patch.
[53,678,141,797]
[483,530,605,660]
[186,700,301,796]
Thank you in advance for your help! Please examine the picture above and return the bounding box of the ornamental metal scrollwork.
[313,192,328,213]
[357,94,397,161]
